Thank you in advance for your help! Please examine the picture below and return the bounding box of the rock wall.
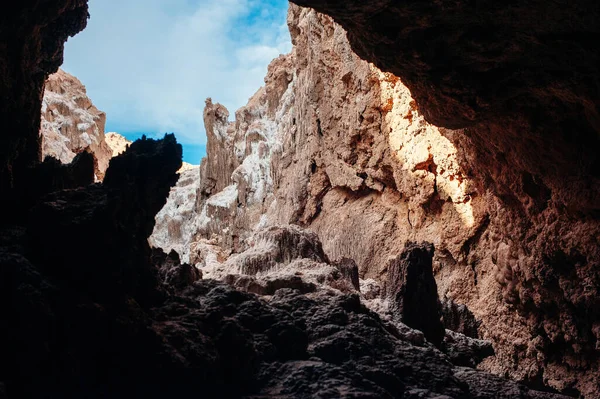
[285,1,600,395]
[151,4,600,396]
[0,0,89,205]
[41,69,113,180]
[190,6,486,273]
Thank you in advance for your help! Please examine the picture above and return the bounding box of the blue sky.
[62,0,291,164]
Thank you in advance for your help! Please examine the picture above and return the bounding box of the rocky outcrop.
[147,4,600,396]
[195,225,360,296]
[0,134,183,397]
[189,6,486,278]
[0,130,565,398]
[1,0,597,396]
[441,297,481,339]
[41,69,113,180]
[384,242,445,347]
[289,0,600,209]
[105,132,131,157]
[150,165,200,263]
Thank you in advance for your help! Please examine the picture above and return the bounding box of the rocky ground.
[0,132,571,398]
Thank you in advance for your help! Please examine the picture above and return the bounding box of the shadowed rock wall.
[0,1,89,201]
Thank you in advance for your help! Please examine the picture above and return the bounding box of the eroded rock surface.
[149,4,600,396]
[196,225,360,296]
[41,69,113,180]
[150,165,200,263]
[105,132,131,157]
[282,2,600,392]
[1,0,598,397]
[0,0,89,225]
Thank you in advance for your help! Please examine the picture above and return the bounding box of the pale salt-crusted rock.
[192,66,295,251]
[41,69,113,180]
[105,132,131,157]
[149,166,200,263]
[199,225,360,296]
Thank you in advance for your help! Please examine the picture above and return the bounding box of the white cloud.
[62,0,291,145]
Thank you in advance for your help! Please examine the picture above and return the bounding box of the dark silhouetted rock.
[0,0,89,218]
[103,134,182,240]
[333,257,360,291]
[153,248,202,291]
[443,329,495,368]
[285,2,600,394]
[28,134,181,306]
[385,242,445,347]
[442,297,481,339]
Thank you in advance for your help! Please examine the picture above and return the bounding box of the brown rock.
[151,4,600,396]
[281,4,600,392]
[40,69,113,180]
[332,258,360,292]
[441,297,481,339]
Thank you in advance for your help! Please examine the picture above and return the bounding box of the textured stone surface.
[2,0,598,396]
[178,5,487,279]
[443,330,495,369]
[289,0,600,205]
[441,297,481,339]
[281,3,600,392]
[149,4,600,395]
[198,225,359,296]
[41,69,113,180]
[150,165,200,263]
[0,135,182,397]
[0,134,565,398]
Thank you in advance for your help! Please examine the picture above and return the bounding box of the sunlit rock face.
[149,3,600,396]
[105,132,131,157]
[187,5,485,272]
[283,0,600,395]
[1,0,580,396]
[41,69,113,180]
[182,9,483,286]
[288,0,600,210]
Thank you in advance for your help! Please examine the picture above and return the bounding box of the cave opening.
[1,0,598,397]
